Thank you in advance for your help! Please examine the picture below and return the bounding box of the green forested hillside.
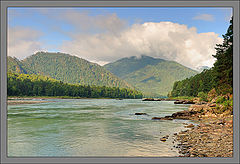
[7,72,142,98]
[12,52,133,89]
[104,55,164,77]
[170,17,233,97]
[7,56,27,74]
[104,56,197,97]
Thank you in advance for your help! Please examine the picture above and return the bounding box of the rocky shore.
[175,116,233,157]
[162,102,234,157]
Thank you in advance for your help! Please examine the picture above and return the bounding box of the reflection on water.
[8,99,192,157]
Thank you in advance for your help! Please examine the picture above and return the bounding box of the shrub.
[197,92,208,102]
[216,96,226,104]
[207,88,217,102]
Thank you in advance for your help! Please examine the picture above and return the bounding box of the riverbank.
[7,96,128,105]
[8,96,103,100]
[7,100,47,105]
[171,104,233,157]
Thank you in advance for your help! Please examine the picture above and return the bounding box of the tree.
[169,17,233,97]
[212,17,233,94]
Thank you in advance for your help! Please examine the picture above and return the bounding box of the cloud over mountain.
[8,10,223,69]
[8,26,44,59]
[60,21,222,69]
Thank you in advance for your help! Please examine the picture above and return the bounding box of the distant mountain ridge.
[8,53,198,97]
[196,66,211,72]
[104,55,165,78]
[7,56,27,74]
[104,55,198,97]
[7,52,133,89]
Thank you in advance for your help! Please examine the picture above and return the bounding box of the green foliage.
[223,99,233,114]
[105,55,197,97]
[170,17,233,98]
[171,68,215,97]
[215,97,233,114]
[104,55,165,78]
[7,56,27,74]
[216,96,226,104]
[9,52,133,89]
[197,92,208,102]
[7,72,143,99]
[213,17,233,94]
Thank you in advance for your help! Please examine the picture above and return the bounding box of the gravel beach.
[171,104,233,157]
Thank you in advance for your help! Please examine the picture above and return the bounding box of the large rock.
[188,104,211,113]
[174,100,195,104]
[135,113,148,115]
[152,116,173,120]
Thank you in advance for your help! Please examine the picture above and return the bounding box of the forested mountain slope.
[104,55,165,78]
[170,17,233,97]
[8,52,133,89]
[7,56,27,74]
[104,55,198,97]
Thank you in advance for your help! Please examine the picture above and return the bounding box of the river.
[7,99,193,157]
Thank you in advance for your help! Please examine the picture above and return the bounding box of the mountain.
[104,55,164,78]
[104,55,198,97]
[7,56,27,74]
[8,52,133,89]
[196,66,211,72]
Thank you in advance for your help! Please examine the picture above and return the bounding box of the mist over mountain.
[196,66,211,72]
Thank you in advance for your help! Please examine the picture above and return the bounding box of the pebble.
[160,137,167,142]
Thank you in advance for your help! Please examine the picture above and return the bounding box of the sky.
[8,7,232,69]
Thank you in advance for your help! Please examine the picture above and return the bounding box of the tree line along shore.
[7,72,143,99]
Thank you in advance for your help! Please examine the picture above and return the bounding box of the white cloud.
[8,11,223,69]
[193,14,214,21]
[48,9,128,34]
[8,26,45,59]
[60,21,223,69]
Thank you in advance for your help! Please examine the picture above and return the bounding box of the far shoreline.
[7,96,142,105]
[7,96,193,105]
[7,96,141,100]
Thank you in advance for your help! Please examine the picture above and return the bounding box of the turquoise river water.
[7,99,193,157]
